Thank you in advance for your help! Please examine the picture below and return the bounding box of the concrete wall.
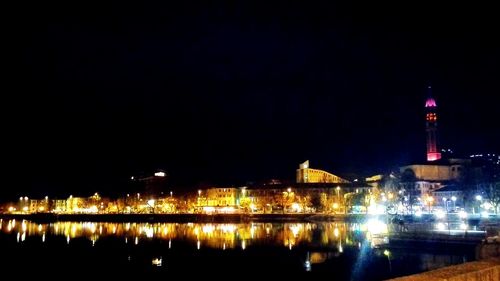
[386,258,500,281]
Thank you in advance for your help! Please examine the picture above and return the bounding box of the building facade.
[296,160,350,184]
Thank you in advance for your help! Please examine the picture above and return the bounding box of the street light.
[147,199,155,213]
[336,186,341,213]
[451,196,457,211]
[281,188,292,214]
[384,249,392,272]
[475,195,482,214]
[442,197,447,211]
[198,190,202,210]
[426,196,434,213]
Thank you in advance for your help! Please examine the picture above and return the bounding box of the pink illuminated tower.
[425,86,441,161]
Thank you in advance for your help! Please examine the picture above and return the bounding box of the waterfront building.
[296,160,350,184]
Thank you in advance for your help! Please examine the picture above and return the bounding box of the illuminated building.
[245,182,372,214]
[52,199,67,212]
[205,187,238,208]
[400,158,469,197]
[425,86,441,161]
[296,160,350,184]
[29,199,49,213]
[66,196,87,213]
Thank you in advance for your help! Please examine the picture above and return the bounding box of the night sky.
[3,3,499,198]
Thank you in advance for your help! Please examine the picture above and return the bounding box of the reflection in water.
[0,219,476,279]
[0,219,388,251]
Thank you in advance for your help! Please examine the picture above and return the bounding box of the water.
[0,219,476,279]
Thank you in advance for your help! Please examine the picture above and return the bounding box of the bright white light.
[366,219,387,235]
[154,172,165,177]
[147,199,155,206]
[460,223,468,230]
[481,211,489,218]
[458,210,467,219]
[220,206,235,213]
[152,257,162,267]
[219,224,237,233]
[291,203,302,212]
[436,223,446,231]
[202,206,215,213]
[476,195,482,201]
[435,210,446,219]
[290,224,302,237]
[143,226,154,238]
[415,211,422,217]
[249,203,257,211]
[451,196,457,202]
[202,225,215,234]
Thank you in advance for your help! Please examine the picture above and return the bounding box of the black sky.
[3,2,499,198]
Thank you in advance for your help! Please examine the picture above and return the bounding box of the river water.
[0,218,477,279]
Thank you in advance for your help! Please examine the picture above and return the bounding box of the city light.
[458,210,467,219]
[154,172,165,177]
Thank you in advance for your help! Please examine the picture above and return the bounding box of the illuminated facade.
[296,160,350,184]
[66,197,87,213]
[400,158,470,199]
[206,188,238,207]
[425,87,441,161]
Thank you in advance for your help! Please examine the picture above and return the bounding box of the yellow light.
[202,224,215,234]
[383,250,390,257]
[152,257,162,267]
[334,227,339,237]
[333,203,339,209]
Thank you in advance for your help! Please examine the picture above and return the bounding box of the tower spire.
[425,86,441,161]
